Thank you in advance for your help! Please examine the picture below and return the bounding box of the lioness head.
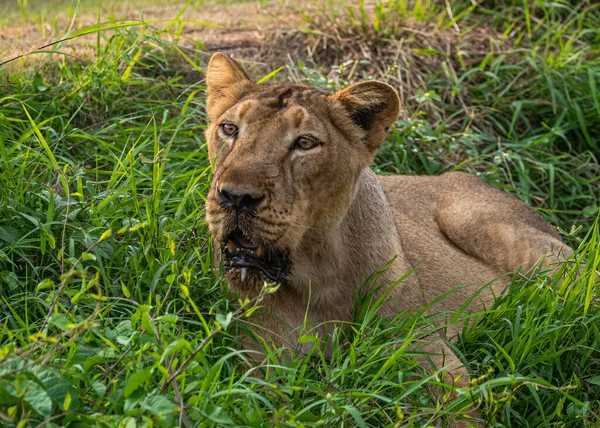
[205,53,400,294]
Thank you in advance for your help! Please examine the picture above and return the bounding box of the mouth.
[222,229,290,283]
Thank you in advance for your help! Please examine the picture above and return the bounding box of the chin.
[221,228,291,296]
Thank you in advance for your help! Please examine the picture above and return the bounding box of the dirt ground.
[0,0,510,111]
[0,1,306,76]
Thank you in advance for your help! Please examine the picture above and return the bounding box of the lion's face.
[204,54,400,293]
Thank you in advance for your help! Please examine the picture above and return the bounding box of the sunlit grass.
[0,1,599,426]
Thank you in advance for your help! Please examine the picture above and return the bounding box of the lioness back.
[379,171,570,315]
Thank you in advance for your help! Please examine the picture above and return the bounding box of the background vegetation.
[1,0,599,426]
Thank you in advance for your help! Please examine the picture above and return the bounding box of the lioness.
[204,53,572,422]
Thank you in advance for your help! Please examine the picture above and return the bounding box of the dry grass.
[0,1,300,75]
[1,1,505,93]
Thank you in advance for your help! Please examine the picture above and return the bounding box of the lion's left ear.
[206,53,254,121]
[331,81,400,151]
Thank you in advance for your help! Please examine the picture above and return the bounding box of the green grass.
[1,1,600,426]
[302,0,600,156]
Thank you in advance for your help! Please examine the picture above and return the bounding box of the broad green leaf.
[203,403,234,425]
[124,368,152,397]
[24,381,52,418]
[49,314,71,331]
[120,417,137,428]
[91,381,106,398]
[140,394,177,416]
[0,271,19,291]
[38,369,76,411]
[160,339,191,364]
[216,312,232,330]
[0,384,18,406]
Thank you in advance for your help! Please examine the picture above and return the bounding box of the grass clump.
[462,224,600,426]
[302,0,600,154]
[1,2,600,427]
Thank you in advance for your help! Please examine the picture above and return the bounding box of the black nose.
[218,186,264,213]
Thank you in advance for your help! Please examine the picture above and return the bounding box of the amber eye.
[293,136,319,151]
[220,123,238,137]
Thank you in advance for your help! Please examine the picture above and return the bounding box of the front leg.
[435,172,572,275]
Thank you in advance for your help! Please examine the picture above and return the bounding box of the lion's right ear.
[206,53,254,121]
[331,81,400,152]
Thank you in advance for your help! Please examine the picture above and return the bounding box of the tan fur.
[204,53,573,425]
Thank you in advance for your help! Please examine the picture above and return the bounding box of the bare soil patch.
[1,1,507,81]
[0,2,301,75]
